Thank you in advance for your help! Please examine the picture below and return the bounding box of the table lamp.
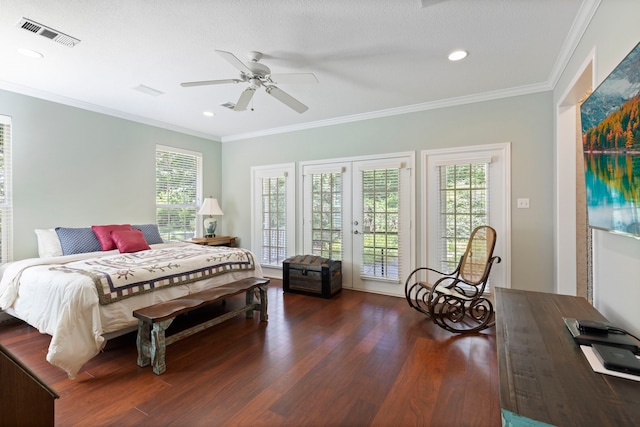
[198,197,224,237]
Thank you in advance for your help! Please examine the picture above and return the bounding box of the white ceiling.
[0,0,595,142]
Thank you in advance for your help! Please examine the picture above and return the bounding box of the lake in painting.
[584,152,640,235]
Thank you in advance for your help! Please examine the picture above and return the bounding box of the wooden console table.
[190,236,237,247]
[495,288,640,426]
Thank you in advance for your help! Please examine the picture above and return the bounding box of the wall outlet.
[517,198,530,209]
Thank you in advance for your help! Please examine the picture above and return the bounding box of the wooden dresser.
[495,288,640,427]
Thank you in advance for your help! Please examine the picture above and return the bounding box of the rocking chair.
[404,225,501,333]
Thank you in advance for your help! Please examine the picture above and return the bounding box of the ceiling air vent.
[17,18,81,47]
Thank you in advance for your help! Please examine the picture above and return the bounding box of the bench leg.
[136,320,151,367]
[258,285,268,322]
[244,286,268,322]
[150,319,173,375]
[245,289,254,319]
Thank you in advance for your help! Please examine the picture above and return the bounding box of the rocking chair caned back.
[404,225,501,334]
[459,225,497,288]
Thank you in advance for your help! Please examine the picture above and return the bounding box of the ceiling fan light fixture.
[448,50,468,61]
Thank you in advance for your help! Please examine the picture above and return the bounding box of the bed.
[0,224,263,378]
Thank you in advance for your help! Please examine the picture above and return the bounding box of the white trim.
[250,163,296,267]
[222,85,551,142]
[0,80,221,142]
[547,0,601,88]
[554,48,594,296]
[422,142,511,289]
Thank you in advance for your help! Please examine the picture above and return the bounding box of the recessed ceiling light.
[17,47,43,58]
[448,50,468,61]
[203,111,215,117]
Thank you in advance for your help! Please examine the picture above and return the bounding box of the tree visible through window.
[261,176,287,265]
[310,172,343,260]
[361,168,400,279]
[252,164,295,268]
[438,162,489,273]
[155,146,202,242]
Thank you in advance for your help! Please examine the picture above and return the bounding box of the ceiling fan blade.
[234,87,256,111]
[215,50,252,74]
[269,73,318,85]
[180,79,242,87]
[265,86,308,113]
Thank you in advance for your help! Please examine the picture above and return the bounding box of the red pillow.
[110,229,150,253]
[92,224,133,251]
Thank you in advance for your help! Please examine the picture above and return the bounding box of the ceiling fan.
[180,50,318,113]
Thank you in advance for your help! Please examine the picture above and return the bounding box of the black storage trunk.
[283,255,342,298]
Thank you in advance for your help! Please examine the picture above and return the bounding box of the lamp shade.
[198,198,224,216]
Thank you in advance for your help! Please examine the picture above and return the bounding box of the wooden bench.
[133,277,269,375]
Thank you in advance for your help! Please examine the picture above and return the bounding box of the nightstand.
[189,236,237,247]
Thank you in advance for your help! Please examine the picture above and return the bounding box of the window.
[0,116,12,263]
[309,170,343,260]
[155,145,202,242]
[361,168,400,279]
[424,143,510,289]
[437,162,489,273]
[251,164,295,267]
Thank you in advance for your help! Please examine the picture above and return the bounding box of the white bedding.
[0,242,263,378]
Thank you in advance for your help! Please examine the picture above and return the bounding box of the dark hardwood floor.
[0,280,501,426]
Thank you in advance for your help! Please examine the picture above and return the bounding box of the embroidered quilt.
[51,245,255,304]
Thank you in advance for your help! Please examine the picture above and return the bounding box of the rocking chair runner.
[404,225,501,333]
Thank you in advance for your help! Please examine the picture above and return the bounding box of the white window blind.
[360,167,401,280]
[437,162,490,273]
[252,164,295,268]
[309,171,343,260]
[155,145,202,242]
[260,175,287,265]
[0,116,12,263]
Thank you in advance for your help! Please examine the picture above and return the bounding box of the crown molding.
[547,0,601,88]
[222,81,552,142]
[0,80,222,142]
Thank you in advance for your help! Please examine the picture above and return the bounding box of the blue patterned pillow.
[55,227,102,255]
[132,224,164,245]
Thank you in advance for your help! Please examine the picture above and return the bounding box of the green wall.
[222,92,554,292]
[0,89,221,260]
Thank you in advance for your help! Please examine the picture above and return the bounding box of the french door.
[301,153,413,296]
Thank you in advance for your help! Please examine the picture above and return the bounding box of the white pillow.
[34,228,63,258]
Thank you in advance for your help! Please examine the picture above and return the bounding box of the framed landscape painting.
[581,41,640,237]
